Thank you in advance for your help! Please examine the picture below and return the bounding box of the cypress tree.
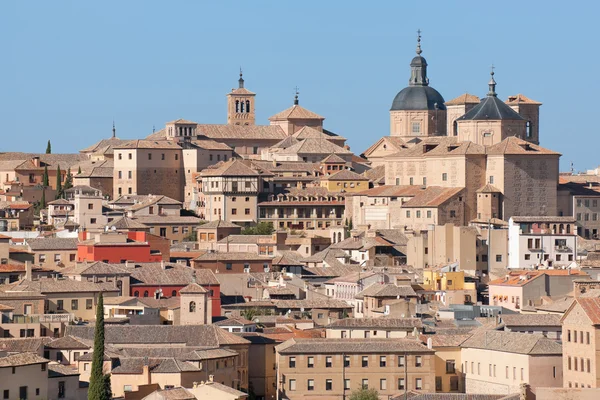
[42,165,49,187]
[40,189,46,209]
[88,292,111,400]
[78,166,82,175]
[46,140,52,154]
[55,165,62,199]
[64,168,73,191]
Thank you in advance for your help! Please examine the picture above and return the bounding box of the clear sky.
[2,1,598,172]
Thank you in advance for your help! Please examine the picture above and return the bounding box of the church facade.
[364,33,559,223]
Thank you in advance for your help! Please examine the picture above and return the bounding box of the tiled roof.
[106,216,149,230]
[325,169,369,181]
[486,137,560,156]
[113,140,181,150]
[194,252,272,261]
[321,153,348,164]
[272,252,304,266]
[143,387,195,400]
[48,363,80,378]
[0,338,51,353]
[510,216,575,223]
[166,118,197,124]
[572,297,600,325]
[127,262,219,286]
[129,215,201,225]
[277,338,432,354]
[269,104,324,121]
[501,313,561,327]
[461,331,562,355]
[61,261,130,277]
[355,283,417,299]
[354,185,426,197]
[397,394,509,400]
[26,237,79,251]
[444,93,481,106]
[505,94,541,105]
[293,126,345,141]
[424,334,473,348]
[198,220,242,229]
[401,187,464,208]
[0,353,49,367]
[66,325,249,346]
[214,317,255,327]
[128,195,182,211]
[327,317,422,329]
[179,282,207,294]
[112,357,200,374]
[0,303,15,311]
[279,138,352,155]
[200,159,260,177]
[80,137,133,153]
[489,270,588,286]
[46,335,91,350]
[476,184,502,193]
[217,234,272,244]
[195,381,249,397]
[0,278,119,294]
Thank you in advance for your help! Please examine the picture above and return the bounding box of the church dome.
[391,86,446,111]
[390,32,446,112]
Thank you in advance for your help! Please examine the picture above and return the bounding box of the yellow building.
[422,269,477,306]
[423,334,471,392]
[320,169,369,193]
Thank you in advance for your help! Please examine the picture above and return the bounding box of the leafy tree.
[55,165,62,199]
[241,222,274,235]
[349,386,379,400]
[42,165,49,187]
[63,167,73,192]
[88,292,112,400]
[46,140,51,154]
[240,308,260,321]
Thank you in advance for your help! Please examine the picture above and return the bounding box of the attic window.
[519,144,537,152]
[423,144,437,153]
[483,132,492,137]
[447,145,459,152]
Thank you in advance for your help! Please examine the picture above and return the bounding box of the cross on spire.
[112,121,116,138]
[238,67,244,88]
[416,29,422,55]
[488,64,497,97]
[294,86,299,105]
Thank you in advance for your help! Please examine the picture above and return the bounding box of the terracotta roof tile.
[445,93,481,106]
[269,104,324,121]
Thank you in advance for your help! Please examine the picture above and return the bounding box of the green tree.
[55,165,62,199]
[42,165,49,187]
[40,189,46,209]
[46,140,52,154]
[88,292,112,400]
[349,386,379,400]
[78,166,82,175]
[63,167,73,191]
[241,222,274,235]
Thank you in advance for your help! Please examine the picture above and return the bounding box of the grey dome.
[391,86,446,111]
[410,55,427,67]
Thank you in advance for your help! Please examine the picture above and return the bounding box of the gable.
[562,301,594,326]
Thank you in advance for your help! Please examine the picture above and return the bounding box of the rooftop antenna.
[152,125,155,133]
[570,162,574,174]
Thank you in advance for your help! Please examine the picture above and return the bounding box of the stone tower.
[506,94,542,145]
[227,70,256,126]
[179,279,209,325]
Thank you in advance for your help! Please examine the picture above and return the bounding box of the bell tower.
[227,69,256,126]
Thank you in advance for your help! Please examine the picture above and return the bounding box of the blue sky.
[2,1,598,172]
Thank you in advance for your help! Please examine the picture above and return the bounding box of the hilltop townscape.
[2,34,600,400]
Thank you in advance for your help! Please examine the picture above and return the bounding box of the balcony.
[8,313,75,324]
[554,245,572,253]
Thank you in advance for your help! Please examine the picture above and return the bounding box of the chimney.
[32,157,40,168]
[161,260,166,270]
[519,383,529,400]
[142,356,151,384]
[25,261,32,281]
[208,374,214,382]
[427,337,433,349]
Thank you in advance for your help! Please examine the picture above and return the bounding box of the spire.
[293,86,299,105]
[112,121,116,138]
[409,29,428,87]
[487,65,497,97]
[238,67,244,89]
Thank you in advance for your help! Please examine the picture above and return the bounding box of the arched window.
[143,291,149,298]
[338,232,342,243]
[559,224,564,233]
[567,224,571,234]
[526,121,532,138]
[171,290,177,297]
[246,100,250,113]
[235,100,239,113]
[453,120,458,136]
[240,101,245,113]
[189,301,196,313]
[134,291,139,297]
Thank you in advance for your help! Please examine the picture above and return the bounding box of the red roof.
[576,298,600,325]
